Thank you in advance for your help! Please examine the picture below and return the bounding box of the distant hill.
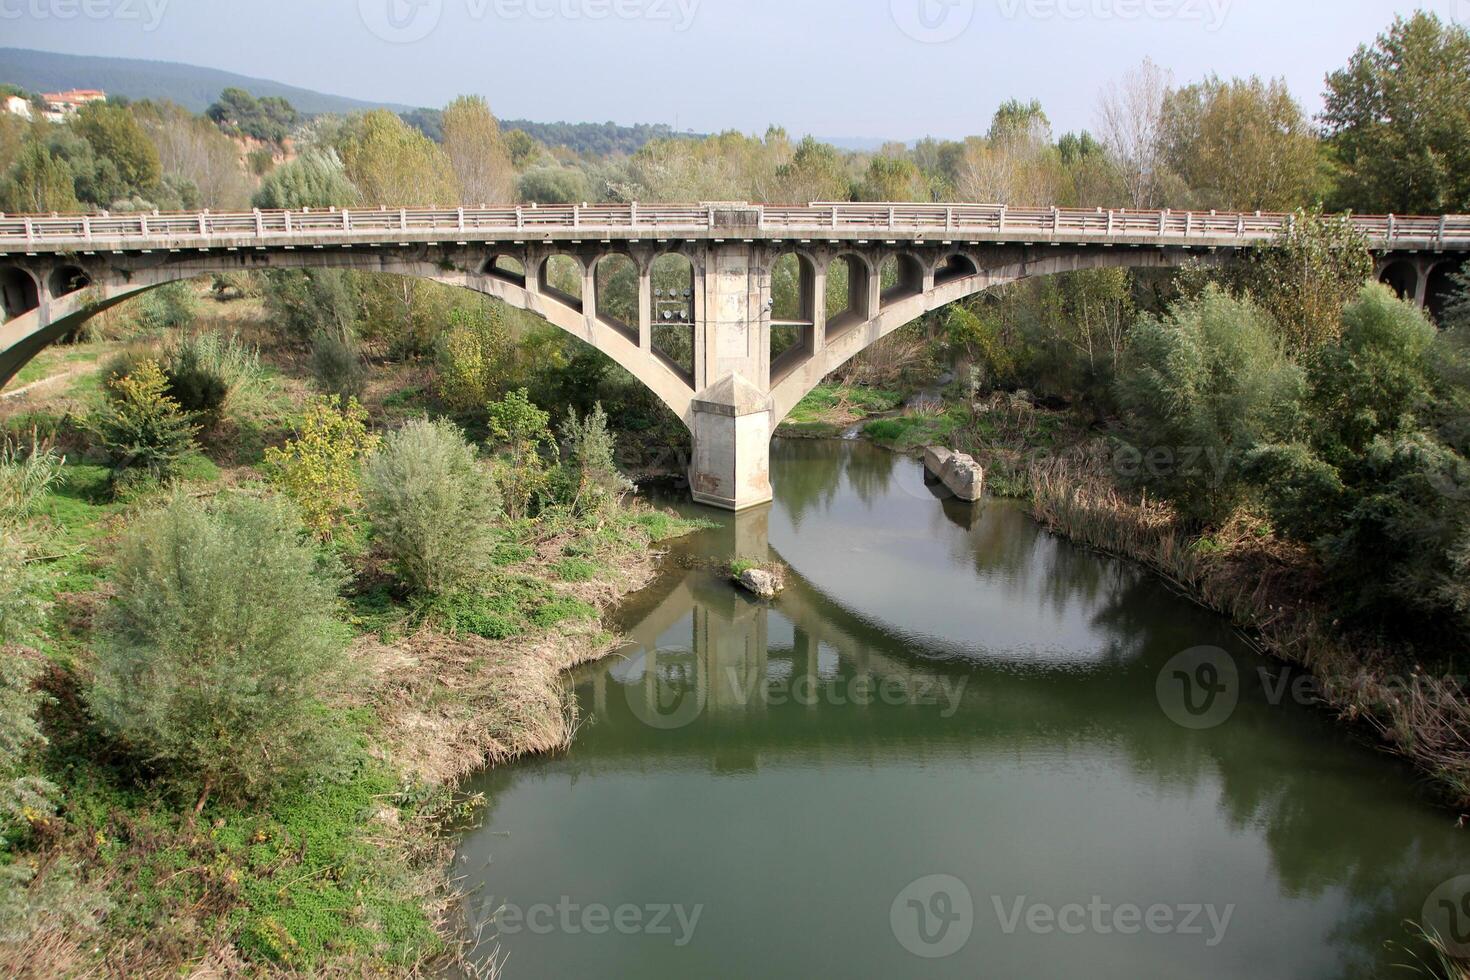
[0,48,878,158]
[0,47,413,116]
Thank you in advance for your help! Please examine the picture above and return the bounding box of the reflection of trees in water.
[770,440,855,527]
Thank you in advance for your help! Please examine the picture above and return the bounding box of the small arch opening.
[595,253,639,340]
[48,265,91,297]
[771,252,815,372]
[935,253,978,287]
[1,267,40,320]
[651,252,695,382]
[825,254,869,338]
[540,254,583,312]
[1379,260,1419,302]
[879,253,924,307]
[484,253,526,286]
[1427,261,1462,323]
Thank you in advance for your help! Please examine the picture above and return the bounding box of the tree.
[206,87,298,144]
[1322,12,1470,213]
[772,137,850,204]
[137,101,253,210]
[73,101,160,200]
[442,95,514,205]
[558,403,631,515]
[264,396,378,540]
[252,148,359,209]
[954,102,1061,205]
[486,388,554,519]
[1234,208,1374,354]
[362,418,502,595]
[0,141,78,213]
[1096,58,1171,208]
[336,109,457,206]
[90,359,199,485]
[1159,75,1324,212]
[1115,286,1305,523]
[858,153,927,202]
[517,165,590,204]
[90,492,349,807]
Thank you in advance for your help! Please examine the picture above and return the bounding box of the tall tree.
[1096,58,1171,208]
[336,109,457,206]
[0,140,78,213]
[441,95,515,205]
[1160,75,1324,212]
[1322,12,1470,213]
[74,101,160,199]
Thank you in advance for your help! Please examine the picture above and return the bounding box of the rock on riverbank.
[923,446,985,501]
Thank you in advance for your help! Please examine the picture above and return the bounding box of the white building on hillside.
[3,95,31,120]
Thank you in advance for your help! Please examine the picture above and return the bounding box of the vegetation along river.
[455,438,1470,979]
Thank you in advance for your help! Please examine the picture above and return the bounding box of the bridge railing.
[2,203,1469,250]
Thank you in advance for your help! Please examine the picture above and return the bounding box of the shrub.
[263,397,378,540]
[486,388,554,520]
[89,492,350,806]
[362,418,501,595]
[0,436,63,527]
[310,330,367,403]
[435,304,511,414]
[1115,286,1305,524]
[558,403,630,514]
[135,281,198,334]
[90,359,199,484]
[160,330,262,419]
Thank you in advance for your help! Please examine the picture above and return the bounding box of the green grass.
[863,409,963,451]
[554,556,601,582]
[778,383,904,436]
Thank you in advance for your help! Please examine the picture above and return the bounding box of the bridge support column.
[688,373,773,511]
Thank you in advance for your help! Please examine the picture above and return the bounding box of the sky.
[0,0,1457,140]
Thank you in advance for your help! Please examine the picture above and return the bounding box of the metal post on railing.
[631,201,638,226]
[199,212,208,236]
[140,213,149,236]
[1159,209,1168,235]
[457,207,465,232]
[516,206,524,230]
[945,206,954,232]
[23,217,32,243]
[998,205,1007,231]
[1052,207,1059,234]
[343,210,351,231]
[1106,210,1115,235]
[83,215,91,242]
[1387,214,1396,241]
[254,209,264,236]
[830,205,838,230]
[1184,211,1192,237]
[1237,214,1245,237]
[573,205,581,229]
[1440,214,1447,247]
[284,210,291,232]
[888,206,896,230]
[399,208,408,231]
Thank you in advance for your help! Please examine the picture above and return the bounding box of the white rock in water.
[738,568,783,599]
[923,445,985,502]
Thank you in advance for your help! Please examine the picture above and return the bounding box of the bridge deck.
[2,203,1467,254]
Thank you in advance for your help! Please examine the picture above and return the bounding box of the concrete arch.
[1379,259,1419,301]
[824,252,874,338]
[593,251,640,340]
[770,246,1209,423]
[0,252,698,425]
[879,252,926,308]
[1,265,40,319]
[537,252,585,312]
[1426,258,1464,322]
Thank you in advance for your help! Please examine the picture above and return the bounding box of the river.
[456,438,1469,979]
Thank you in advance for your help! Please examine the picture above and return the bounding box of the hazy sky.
[1,0,1454,139]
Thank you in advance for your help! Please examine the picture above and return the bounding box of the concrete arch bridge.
[2,202,1466,510]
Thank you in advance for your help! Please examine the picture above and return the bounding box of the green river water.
[456,438,1470,979]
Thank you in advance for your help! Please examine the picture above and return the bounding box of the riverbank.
[0,296,707,976]
[851,384,1470,818]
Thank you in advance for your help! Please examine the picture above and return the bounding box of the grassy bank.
[0,292,706,976]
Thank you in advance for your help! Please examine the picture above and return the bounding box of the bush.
[310,330,367,403]
[557,403,630,514]
[363,418,501,595]
[485,388,553,520]
[135,281,198,333]
[0,436,63,527]
[263,397,378,540]
[89,492,350,805]
[160,330,262,420]
[1115,286,1305,524]
[435,305,511,414]
[90,359,199,484]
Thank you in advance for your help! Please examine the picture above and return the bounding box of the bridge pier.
[688,373,774,511]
